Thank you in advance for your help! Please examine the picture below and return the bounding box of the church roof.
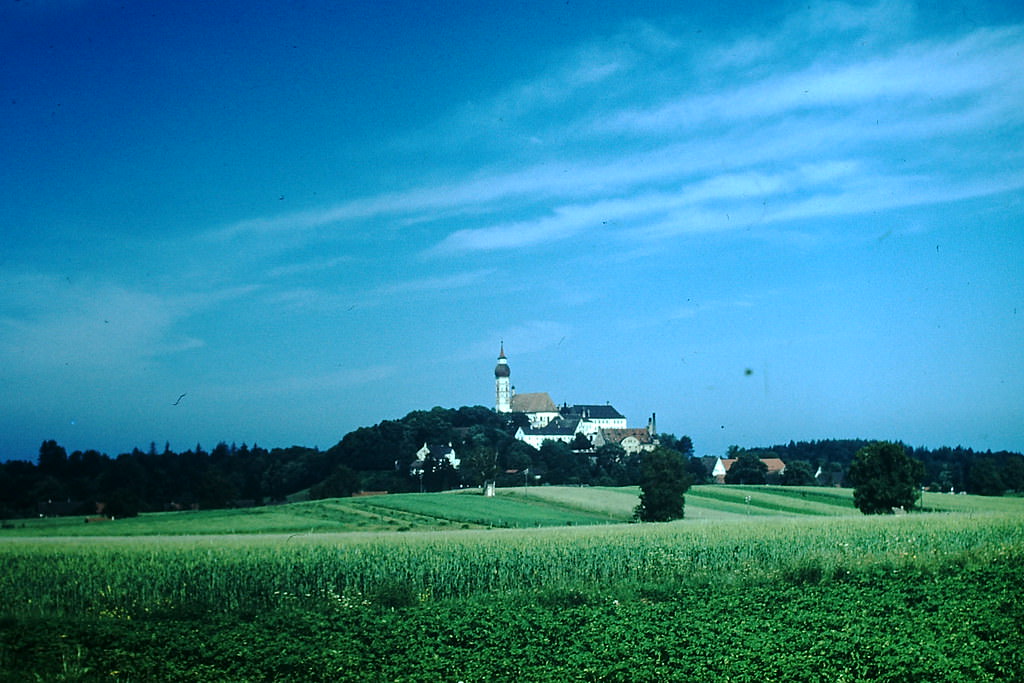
[561,403,625,420]
[520,417,582,436]
[512,392,557,413]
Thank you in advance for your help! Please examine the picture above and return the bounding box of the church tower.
[494,342,512,413]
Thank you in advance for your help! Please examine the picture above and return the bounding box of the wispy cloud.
[198,2,1023,268]
[0,274,197,377]
[668,299,756,321]
[373,269,495,296]
[419,10,1024,254]
[267,255,355,279]
[216,364,400,399]
[0,271,256,379]
[599,26,1023,137]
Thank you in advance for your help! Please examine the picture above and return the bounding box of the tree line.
[728,439,1024,494]
[2,407,1022,518]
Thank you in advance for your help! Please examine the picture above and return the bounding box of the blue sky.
[2,0,1022,461]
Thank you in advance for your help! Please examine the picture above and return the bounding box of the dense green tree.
[967,457,1006,496]
[848,442,924,514]
[779,460,816,486]
[1001,453,1024,493]
[501,439,537,473]
[36,440,68,476]
[634,447,692,522]
[103,488,141,518]
[458,443,499,489]
[685,456,712,484]
[309,465,360,499]
[538,440,587,485]
[569,433,594,452]
[418,451,460,492]
[658,434,694,457]
[195,469,239,509]
[725,454,768,485]
[592,443,628,485]
[0,460,41,514]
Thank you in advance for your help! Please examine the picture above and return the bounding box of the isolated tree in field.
[848,441,924,514]
[634,447,693,522]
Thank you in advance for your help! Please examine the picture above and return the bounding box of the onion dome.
[494,343,510,377]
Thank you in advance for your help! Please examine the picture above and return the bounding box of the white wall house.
[595,427,658,455]
[494,345,652,452]
[409,442,460,475]
[515,417,586,449]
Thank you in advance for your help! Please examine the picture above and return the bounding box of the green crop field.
[2,485,1015,537]
[2,486,1023,681]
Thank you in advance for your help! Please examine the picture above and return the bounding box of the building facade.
[494,344,654,451]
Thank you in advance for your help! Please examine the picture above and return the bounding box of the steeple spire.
[494,342,511,412]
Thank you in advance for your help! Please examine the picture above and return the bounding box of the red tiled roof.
[601,428,652,445]
[512,392,557,413]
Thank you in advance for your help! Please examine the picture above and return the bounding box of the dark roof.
[699,455,719,474]
[520,417,581,436]
[561,404,625,420]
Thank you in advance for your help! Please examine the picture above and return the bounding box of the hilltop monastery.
[493,344,658,454]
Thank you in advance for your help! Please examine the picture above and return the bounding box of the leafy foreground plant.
[2,556,1021,682]
[1,514,1022,681]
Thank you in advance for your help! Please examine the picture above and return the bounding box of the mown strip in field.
[683,494,780,517]
[496,485,640,518]
[688,485,860,516]
[356,490,624,527]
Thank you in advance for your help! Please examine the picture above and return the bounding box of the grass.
[2,509,1022,614]
[1,487,1023,681]
[3,485,1021,536]
[688,485,862,517]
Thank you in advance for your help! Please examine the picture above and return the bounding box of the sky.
[2,0,1023,462]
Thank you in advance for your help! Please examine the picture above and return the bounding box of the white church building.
[494,344,657,453]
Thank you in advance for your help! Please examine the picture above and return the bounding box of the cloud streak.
[201,7,1023,268]
[0,272,255,379]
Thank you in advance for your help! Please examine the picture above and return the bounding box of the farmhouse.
[408,442,459,475]
[594,427,658,455]
[495,344,656,451]
[705,456,787,483]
